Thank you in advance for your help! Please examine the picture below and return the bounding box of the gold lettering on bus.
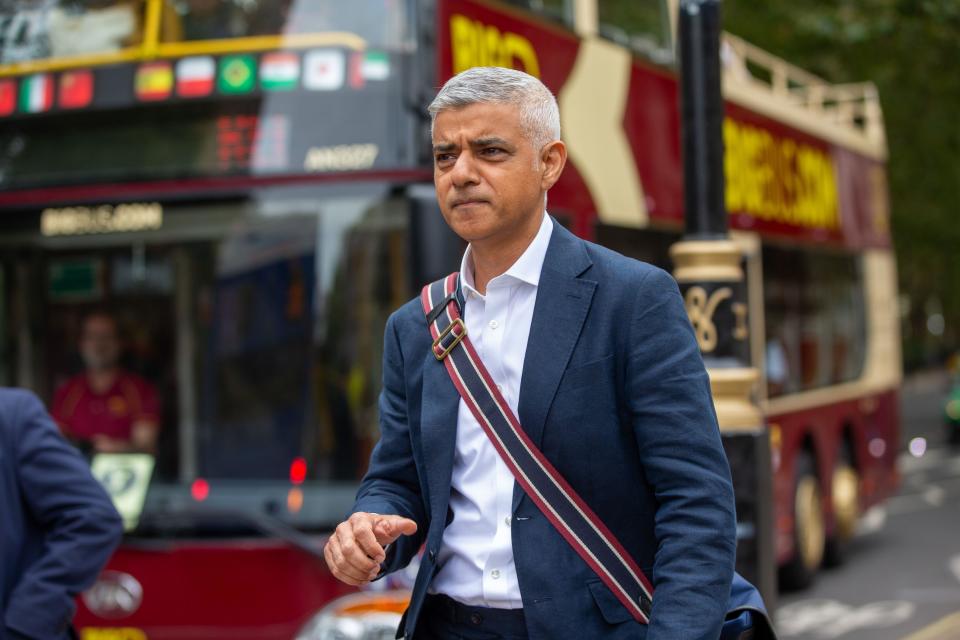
[723,119,839,230]
[303,144,379,172]
[685,286,732,353]
[80,628,148,640]
[41,203,162,237]
[450,14,541,77]
[732,302,749,341]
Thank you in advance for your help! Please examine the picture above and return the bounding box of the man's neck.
[87,368,119,394]
[470,212,544,295]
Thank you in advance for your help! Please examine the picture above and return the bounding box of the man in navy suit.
[1,388,123,639]
[324,67,737,639]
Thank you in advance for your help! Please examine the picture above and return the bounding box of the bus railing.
[721,32,886,150]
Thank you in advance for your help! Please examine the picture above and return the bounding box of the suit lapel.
[419,347,461,522]
[514,224,596,510]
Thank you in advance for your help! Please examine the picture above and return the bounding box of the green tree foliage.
[724,0,960,367]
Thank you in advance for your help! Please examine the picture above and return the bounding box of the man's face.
[432,102,553,246]
[80,315,121,372]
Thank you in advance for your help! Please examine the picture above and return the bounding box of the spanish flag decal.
[136,62,173,102]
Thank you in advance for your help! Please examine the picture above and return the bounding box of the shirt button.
[489,320,499,330]
[491,569,501,579]
[504,516,511,527]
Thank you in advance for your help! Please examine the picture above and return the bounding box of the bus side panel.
[769,387,899,565]
[74,539,353,639]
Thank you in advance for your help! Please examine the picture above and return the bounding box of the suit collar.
[458,213,554,297]
[542,218,593,278]
[514,222,596,510]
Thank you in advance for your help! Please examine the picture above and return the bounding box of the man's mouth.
[451,199,487,208]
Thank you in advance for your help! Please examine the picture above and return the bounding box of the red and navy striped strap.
[421,273,654,624]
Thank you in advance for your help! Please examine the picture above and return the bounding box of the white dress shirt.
[430,213,554,608]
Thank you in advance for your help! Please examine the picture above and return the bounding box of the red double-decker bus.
[0,0,899,636]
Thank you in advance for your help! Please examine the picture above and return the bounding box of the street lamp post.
[670,0,777,608]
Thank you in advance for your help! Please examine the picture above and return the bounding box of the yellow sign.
[450,14,540,77]
[90,454,155,532]
[724,119,839,230]
[81,628,148,640]
[41,203,162,237]
[304,144,379,172]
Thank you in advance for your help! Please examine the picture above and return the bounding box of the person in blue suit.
[1,388,123,639]
[324,67,738,639]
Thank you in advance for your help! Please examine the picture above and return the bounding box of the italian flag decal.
[19,74,53,113]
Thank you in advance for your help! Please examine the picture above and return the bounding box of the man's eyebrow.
[432,142,457,153]
[471,137,512,148]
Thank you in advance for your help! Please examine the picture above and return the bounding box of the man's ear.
[540,140,567,191]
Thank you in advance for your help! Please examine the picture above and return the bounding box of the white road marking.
[899,449,946,474]
[923,485,946,506]
[950,554,960,585]
[777,599,915,638]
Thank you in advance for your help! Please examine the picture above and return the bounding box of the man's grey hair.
[428,67,561,151]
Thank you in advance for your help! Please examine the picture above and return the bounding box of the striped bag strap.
[420,273,655,624]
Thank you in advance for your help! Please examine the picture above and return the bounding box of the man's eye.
[435,154,455,164]
[481,148,505,157]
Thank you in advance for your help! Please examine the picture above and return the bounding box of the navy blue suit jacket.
[354,223,737,639]
[0,389,123,640]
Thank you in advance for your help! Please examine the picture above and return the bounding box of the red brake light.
[290,457,307,485]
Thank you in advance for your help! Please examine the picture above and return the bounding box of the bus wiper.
[137,507,327,562]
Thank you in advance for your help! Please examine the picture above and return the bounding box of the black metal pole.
[673,0,777,611]
[679,0,727,239]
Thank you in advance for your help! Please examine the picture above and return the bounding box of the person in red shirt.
[52,311,160,454]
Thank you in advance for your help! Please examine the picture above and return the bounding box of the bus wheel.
[824,444,859,566]
[780,452,824,590]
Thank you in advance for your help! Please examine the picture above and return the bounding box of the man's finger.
[350,517,386,563]
[373,515,418,545]
[324,541,361,586]
[327,535,374,584]
[335,525,380,574]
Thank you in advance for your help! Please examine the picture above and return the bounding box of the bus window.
[193,191,411,483]
[178,0,415,50]
[763,245,867,397]
[0,0,182,64]
[501,0,574,29]
[598,0,672,61]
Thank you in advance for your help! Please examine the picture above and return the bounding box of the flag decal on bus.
[304,50,344,91]
[136,62,173,102]
[19,74,53,113]
[0,79,15,116]
[362,51,390,81]
[218,55,256,94]
[177,57,215,98]
[261,52,300,91]
[59,70,93,109]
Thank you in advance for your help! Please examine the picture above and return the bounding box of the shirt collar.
[460,213,554,297]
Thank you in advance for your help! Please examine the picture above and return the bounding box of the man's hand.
[324,512,418,586]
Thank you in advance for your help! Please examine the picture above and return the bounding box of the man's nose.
[449,151,480,188]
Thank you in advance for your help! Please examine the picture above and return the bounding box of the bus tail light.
[295,590,410,640]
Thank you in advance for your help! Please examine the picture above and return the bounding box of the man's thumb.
[374,515,418,544]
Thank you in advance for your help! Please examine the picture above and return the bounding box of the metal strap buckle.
[432,318,466,361]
